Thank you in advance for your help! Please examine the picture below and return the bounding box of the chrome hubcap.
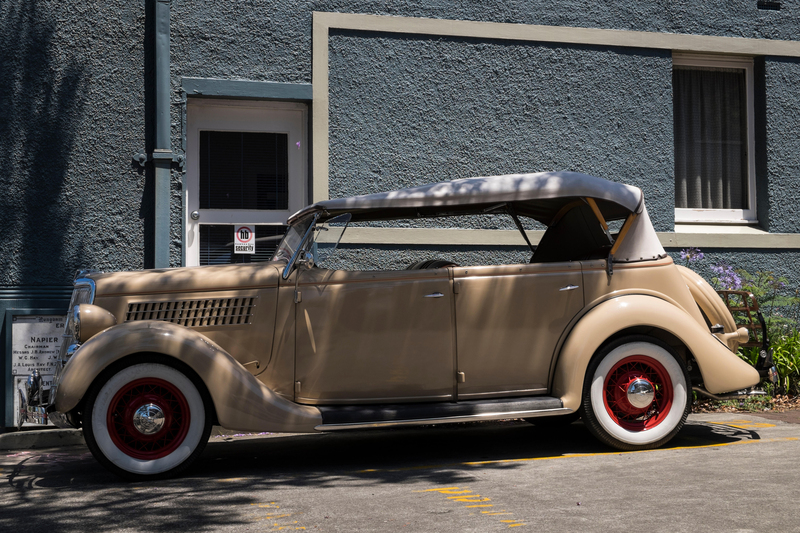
[626,379,655,409]
[132,403,166,435]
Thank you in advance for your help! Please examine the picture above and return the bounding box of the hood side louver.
[125,297,256,327]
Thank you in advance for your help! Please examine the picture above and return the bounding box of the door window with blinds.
[673,54,756,223]
[185,100,307,266]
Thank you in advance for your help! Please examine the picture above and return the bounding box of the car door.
[453,262,584,398]
[293,266,456,404]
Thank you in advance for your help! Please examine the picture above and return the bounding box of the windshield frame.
[271,213,319,279]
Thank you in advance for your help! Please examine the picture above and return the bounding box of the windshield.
[313,213,351,265]
[271,216,315,263]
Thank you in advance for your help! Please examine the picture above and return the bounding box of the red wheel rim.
[603,355,673,431]
[106,378,191,460]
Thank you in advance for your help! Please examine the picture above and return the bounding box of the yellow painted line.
[255,514,294,520]
[461,437,797,466]
[419,486,525,528]
[361,437,798,474]
[219,477,247,482]
[707,420,776,429]
[507,523,526,528]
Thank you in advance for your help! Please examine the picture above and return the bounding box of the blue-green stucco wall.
[327,32,675,231]
[763,57,800,233]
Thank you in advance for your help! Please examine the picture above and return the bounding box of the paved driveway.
[2,413,799,532]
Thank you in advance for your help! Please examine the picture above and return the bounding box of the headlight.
[72,304,116,343]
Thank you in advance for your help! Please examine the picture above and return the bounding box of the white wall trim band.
[331,227,800,250]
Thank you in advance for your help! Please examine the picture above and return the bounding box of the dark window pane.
[199,225,287,266]
[199,131,289,210]
[674,66,748,210]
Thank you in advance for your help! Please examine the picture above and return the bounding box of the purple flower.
[711,264,743,290]
[680,248,704,263]
[772,280,787,291]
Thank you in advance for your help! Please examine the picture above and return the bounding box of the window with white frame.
[672,54,756,223]
[185,99,307,266]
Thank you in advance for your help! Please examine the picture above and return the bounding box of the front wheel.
[582,336,691,450]
[83,360,212,480]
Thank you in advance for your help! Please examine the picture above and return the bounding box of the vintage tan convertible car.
[20,171,777,479]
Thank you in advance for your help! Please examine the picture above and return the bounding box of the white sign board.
[11,315,63,376]
[234,225,255,254]
[11,314,63,426]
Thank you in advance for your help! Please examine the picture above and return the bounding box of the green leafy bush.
[734,268,800,394]
[681,250,800,395]
[741,330,800,394]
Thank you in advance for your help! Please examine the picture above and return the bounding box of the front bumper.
[17,274,96,428]
[18,381,78,429]
[17,390,48,426]
[17,370,49,427]
[18,352,80,429]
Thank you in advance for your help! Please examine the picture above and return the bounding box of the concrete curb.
[0,425,272,451]
[0,429,85,451]
[0,425,275,452]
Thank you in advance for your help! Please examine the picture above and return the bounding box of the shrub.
[680,249,800,395]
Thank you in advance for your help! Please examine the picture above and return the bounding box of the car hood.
[88,262,283,297]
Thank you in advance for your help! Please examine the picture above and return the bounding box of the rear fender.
[552,295,760,411]
[54,320,321,432]
[676,265,745,351]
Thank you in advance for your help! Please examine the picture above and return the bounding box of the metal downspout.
[153,0,173,268]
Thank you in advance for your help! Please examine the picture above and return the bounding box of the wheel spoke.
[603,355,674,431]
[106,377,191,460]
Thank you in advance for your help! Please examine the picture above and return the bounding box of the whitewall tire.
[582,337,691,450]
[83,360,212,479]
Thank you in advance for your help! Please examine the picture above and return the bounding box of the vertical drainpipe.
[152,0,173,268]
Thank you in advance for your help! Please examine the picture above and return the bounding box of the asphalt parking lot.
[2,413,799,532]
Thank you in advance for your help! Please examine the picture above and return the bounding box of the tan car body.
[45,171,765,473]
[54,255,758,433]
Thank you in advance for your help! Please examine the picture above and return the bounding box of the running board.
[315,396,571,431]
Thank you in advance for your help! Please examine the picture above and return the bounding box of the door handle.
[424,292,444,298]
[559,285,579,291]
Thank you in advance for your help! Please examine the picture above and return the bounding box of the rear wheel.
[582,336,690,450]
[83,359,212,480]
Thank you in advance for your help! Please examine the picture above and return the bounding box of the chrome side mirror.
[297,251,315,269]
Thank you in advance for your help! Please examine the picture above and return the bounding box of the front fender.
[54,320,321,432]
[552,295,760,411]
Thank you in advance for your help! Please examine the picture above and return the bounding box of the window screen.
[199,225,286,266]
[199,131,289,210]
[673,66,748,210]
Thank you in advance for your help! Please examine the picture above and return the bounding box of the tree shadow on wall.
[0,0,88,287]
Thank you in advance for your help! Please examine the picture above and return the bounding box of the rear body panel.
[453,262,583,398]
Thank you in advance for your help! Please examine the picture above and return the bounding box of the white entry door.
[185,99,307,266]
